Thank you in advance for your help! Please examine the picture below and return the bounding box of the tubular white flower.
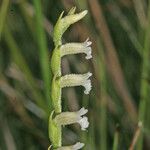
[60,72,92,94]
[60,38,92,59]
[55,142,85,150]
[54,107,89,131]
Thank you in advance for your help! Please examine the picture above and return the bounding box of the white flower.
[55,142,85,150]
[83,38,92,59]
[78,117,89,131]
[60,38,92,59]
[60,72,92,94]
[54,107,89,131]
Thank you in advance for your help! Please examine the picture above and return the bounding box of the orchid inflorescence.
[49,7,92,150]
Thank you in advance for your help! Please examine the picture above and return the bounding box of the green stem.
[89,117,96,150]
[98,39,107,150]
[100,97,107,150]
[113,130,119,150]
[137,2,150,149]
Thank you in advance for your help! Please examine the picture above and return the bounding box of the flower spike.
[53,9,88,46]
[49,7,92,149]
[60,38,92,59]
[55,142,85,150]
[54,107,89,131]
[60,72,92,94]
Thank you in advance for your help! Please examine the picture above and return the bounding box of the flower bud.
[53,9,88,46]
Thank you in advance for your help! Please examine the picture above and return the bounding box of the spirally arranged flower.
[60,38,92,59]
[54,107,89,131]
[49,7,92,150]
[60,72,92,94]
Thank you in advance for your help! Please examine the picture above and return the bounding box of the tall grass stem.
[33,0,52,111]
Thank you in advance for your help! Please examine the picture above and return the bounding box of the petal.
[78,116,89,130]
[85,47,92,59]
[77,107,88,116]
[83,79,92,94]
[84,38,92,47]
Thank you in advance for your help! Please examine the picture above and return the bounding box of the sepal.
[49,111,62,148]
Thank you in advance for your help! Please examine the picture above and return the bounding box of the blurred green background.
[0,0,150,149]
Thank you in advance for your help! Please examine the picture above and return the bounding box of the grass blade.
[33,0,52,111]
[0,0,9,39]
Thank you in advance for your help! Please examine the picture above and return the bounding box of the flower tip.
[85,38,92,46]
[59,11,64,20]
[78,116,89,130]
[86,55,92,59]
[82,10,88,16]
[78,107,88,116]
[87,72,92,77]
[73,142,85,149]
[85,49,92,59]
[84,79,92,94]
[84,38,92,59]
